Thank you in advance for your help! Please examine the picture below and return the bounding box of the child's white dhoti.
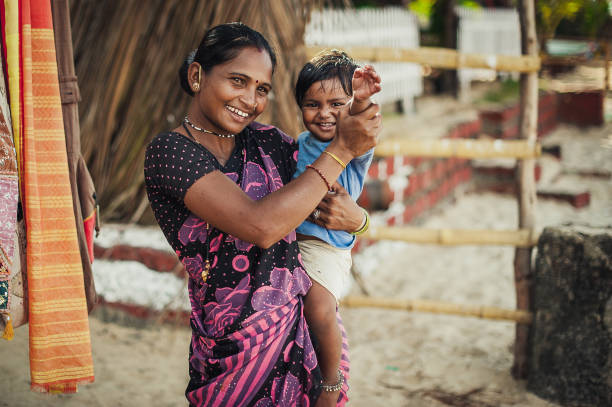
[298,239,352,302]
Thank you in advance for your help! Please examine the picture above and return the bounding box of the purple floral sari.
[145,122,349,406]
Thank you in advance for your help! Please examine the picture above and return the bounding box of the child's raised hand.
[352,65,381,102]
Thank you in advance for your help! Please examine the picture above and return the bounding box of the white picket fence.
[456,6,521,99]
[305,7,422,112]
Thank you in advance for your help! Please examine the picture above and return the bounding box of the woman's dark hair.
[294,50,358,108]
[179,22,277,96]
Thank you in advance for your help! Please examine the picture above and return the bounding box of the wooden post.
[604,41,610,92]
[513,0,538,379]
[442,0,458,97]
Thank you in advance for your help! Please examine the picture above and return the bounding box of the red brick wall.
[478,91,560,140]
[358,118,480,234]
[557,91,604,127]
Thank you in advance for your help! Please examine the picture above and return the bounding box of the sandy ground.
[1,108,610,405]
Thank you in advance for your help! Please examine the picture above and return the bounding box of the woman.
[144,22,380,406]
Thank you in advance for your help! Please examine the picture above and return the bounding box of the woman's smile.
[192,47,273,135]
[225,105,250,119]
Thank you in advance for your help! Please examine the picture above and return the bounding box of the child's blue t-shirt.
[293,131,374,249]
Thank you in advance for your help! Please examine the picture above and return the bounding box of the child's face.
[301,78,350,142]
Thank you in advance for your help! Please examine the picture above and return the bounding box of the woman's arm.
[184,103,381,248]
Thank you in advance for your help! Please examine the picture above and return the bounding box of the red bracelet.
[306,165,332,191]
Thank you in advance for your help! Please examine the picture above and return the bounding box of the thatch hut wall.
[70,0,316,223]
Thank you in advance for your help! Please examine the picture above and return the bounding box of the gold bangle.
[323,150,347,169]
[351,209,370,236]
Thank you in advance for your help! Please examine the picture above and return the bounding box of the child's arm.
[349,65,381,115]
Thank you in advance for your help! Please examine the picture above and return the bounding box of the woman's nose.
[240,91,257,111]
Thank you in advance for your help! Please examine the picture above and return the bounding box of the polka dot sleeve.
[277,128,299,182]
[144,132,217,201]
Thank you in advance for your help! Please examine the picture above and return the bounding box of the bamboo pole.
[306,45,541,73]
[363,227,539,247]
[513,0,538,380]
[340,296,533,325]
[374,138,541,159]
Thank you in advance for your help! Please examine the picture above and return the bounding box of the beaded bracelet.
[306,164,332,191]
[350,208,370,236]
[321,369,344,392]
[323,150,347,169]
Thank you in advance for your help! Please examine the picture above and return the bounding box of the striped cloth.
[2,0,94,393]
[0,60,18,338]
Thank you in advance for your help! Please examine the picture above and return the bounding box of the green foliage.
[480,79,520,104]
[409,0,436,27]
[353,0,402,7]
[353,0,380,7]
[409,0,436,19]
[459,0,481,9]
[427,0,481,42]
[537,0,583,40]
[578,0,609,37]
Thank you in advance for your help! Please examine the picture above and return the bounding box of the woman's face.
[301,78,350,142]
[192,47,273,135]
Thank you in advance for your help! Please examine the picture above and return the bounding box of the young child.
[293,50,381,400]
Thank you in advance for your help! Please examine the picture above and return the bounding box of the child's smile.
[301,78,350,142]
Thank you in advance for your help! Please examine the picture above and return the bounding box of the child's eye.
[332,102,346,107]
[303,102,318,108]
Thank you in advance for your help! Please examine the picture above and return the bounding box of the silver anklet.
[321,369,344,392]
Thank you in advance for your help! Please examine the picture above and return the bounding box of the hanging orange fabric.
[2,0,94,393]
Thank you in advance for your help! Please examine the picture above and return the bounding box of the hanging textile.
[50,0,97,312]
[1,0,94,393]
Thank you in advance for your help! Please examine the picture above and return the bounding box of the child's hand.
[352,65,381,102]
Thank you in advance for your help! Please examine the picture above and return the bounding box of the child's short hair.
[294,49,359,108]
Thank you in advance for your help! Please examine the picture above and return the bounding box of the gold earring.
[192,65,202,93]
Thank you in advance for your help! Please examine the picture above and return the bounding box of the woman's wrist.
[325,140,354,166]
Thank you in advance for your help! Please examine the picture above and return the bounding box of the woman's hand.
[328,102,381,161]
[308,183,365,232]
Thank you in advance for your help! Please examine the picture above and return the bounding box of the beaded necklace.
[184,115,235,139]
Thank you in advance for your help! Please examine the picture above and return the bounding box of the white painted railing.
[305,7,422,112]
[456,6,521,99]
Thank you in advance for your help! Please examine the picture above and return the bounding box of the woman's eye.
[257,86,269,95]
[232,77,245,85]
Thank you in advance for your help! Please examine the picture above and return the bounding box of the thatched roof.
[71,0,319,223]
